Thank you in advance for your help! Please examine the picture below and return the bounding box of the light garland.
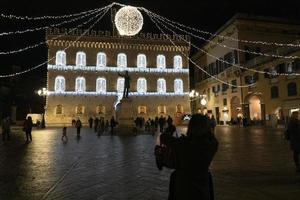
[0,7,102,20]
[0,8,108,55]
[151,12,300,60]
[114,6,143,36]
[48,91,189,96]
[146,10,255,88]
[143,8,300,48]
[147,11,300,77]
[0,5,113,78]
[47,64,189,74]
[0,5,110,37]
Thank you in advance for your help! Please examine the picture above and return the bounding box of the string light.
[0,5,110,37]
[0,4,113,78]
[151,12,300,60]
[0,8,108,55]
[114,6,143,36]
[143,8,300,48]
[146,10,255,88]
[48,91,189,96]
[147,11,300,77]
[48,65,189,73]
[0,7,102,20]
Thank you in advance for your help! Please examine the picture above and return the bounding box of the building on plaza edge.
[45,28,191,126]
[192,13,300,126]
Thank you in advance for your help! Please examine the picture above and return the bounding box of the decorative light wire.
[143,7,300,48]
[145,10,255,88]
[0,7,104,20]
[150,12,300,60]
[147,11,300,76]
[0,8,108,55]
[0,4,113,78]
[0,5,110,37]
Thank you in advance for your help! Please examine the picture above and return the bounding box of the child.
[62,127,68,142]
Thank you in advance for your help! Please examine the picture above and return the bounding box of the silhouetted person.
[165,119,177,137]
[285,111,300,172]
[88,117,93,129]
[167,115,173,126]
[94,117,99,132]
[75,118,82,138]
[118,71,131,99]
[158,114,218,200]
[159,115,166,133]
[61,127,68,142]
[23,116,33,142]
[110,116,116,135]
[2,117,11,141]
[209,115,217,134]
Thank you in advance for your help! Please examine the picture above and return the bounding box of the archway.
[249,95,261,121]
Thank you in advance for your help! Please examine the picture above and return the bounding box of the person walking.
[94,117,99,133]
[61,127,68,142]
[156,114,218,200]
[159,115,165,133]
[209,115,217,134]
[2,117,11,141]
[110,116,116,135]
[23,116,33,142]
[75,118,82,138]
[285,111,300,172]
[88,117,93,129]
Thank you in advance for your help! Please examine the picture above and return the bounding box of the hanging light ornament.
[114,6,143,36]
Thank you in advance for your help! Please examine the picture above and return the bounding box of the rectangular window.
[56,105,62,115]
[223,98,227,106]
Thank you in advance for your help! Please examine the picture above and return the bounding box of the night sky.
[0,0,300,103]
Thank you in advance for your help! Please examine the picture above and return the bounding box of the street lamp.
[37,87,48,128]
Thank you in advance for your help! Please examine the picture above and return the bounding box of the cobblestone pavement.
[0,126,300,200]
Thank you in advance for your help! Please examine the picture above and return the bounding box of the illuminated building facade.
[192,14,300,125]
[45,28,190,126]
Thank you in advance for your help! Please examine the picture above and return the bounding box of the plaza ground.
[1,126,300,200]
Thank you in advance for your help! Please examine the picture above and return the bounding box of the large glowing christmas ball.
[114,6,143,36]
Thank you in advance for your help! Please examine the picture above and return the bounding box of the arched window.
[76,51,86,67]
[96,105,105,114]
[157,55,166,69]
[173,55,182,69]
[174,79,183,94]
[287,82,297,96]
[138,106,147,114]
[96,52,106,67]
[55,51,66,66]
[117,77,125,93]
[137,54,147,68]
[96,77,106,93]
[76,105,84,114]
[176,104,183,113]
[158,105,166,114]
[270,86,279,99]
[75,77,86,92]
[137,78,147,93]
[54,76,65,92]
[55,105,63,115]
[157,78,166,93]
[117,53,127,68]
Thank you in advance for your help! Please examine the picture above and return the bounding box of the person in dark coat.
[88,117,93,129]
[75,118,82,138]
[110,116,116,135]
[2,117,11,141]
[158,115,166,133]
[286,111,300,172]
[23,116,33,142]
[159,114,218,200]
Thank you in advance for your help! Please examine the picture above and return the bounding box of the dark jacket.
[161,134,218,200]
[23,119,33,132]
[286,119,300,151]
